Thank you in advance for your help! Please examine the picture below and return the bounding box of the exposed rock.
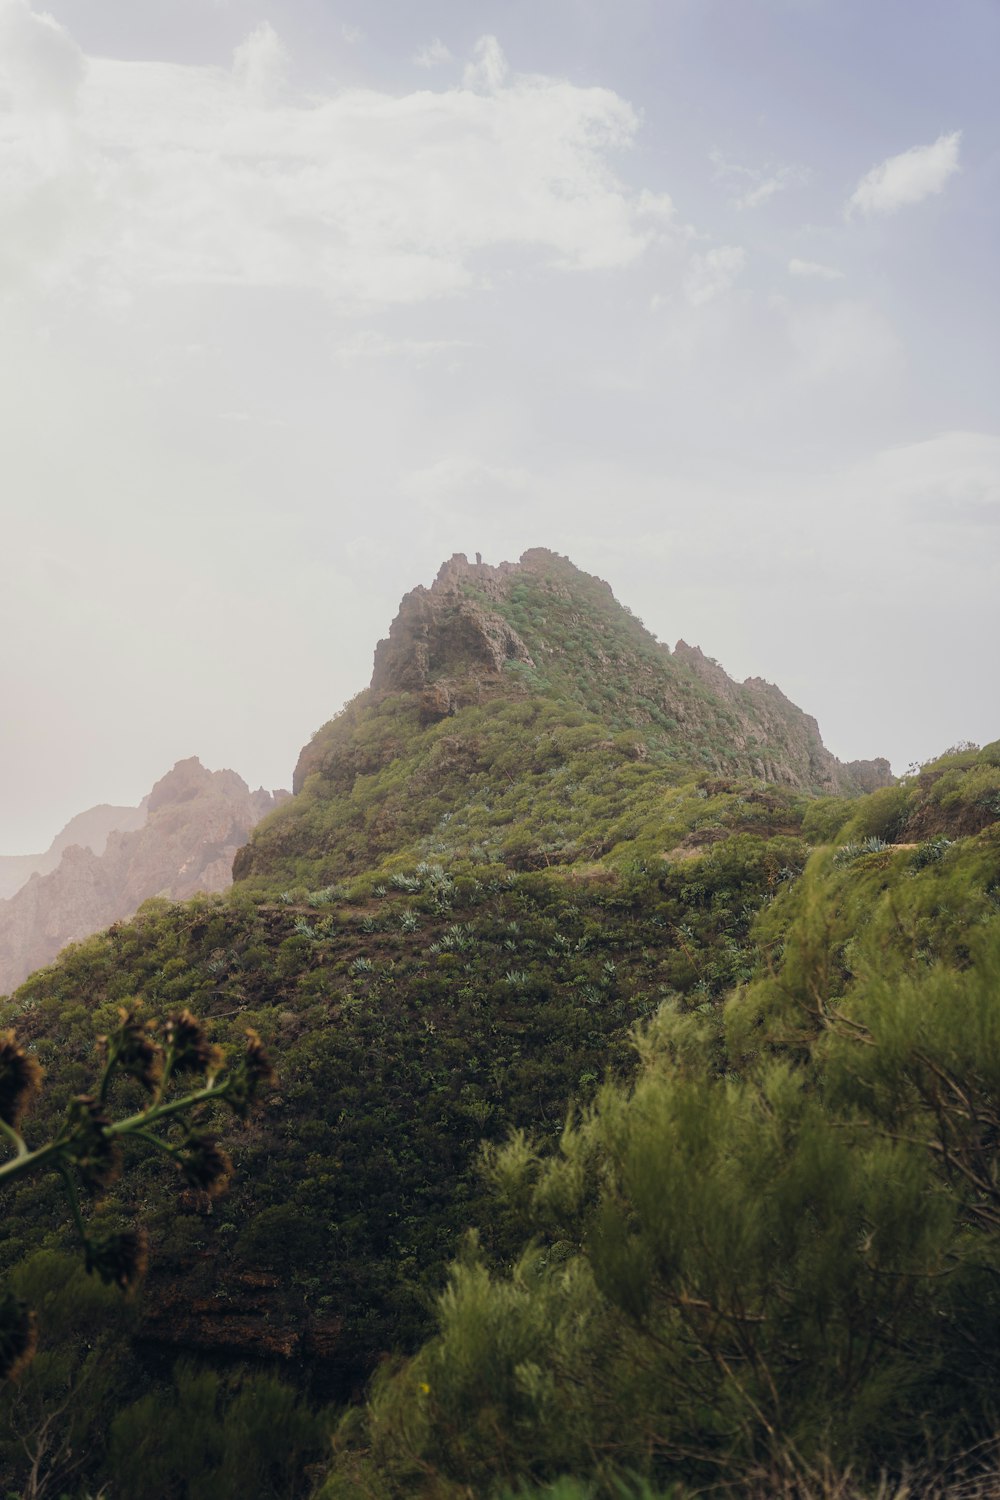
[0,802,146,901]
[295,554,533,792]
[139,1268,303,1361]
[673,642,892,797]
[0,759,288,994]
[370,574,533,696]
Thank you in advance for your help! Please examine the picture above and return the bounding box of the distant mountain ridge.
[0,802,146,901]
[0,758,288,994]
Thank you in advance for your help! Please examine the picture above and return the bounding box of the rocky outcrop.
[0,759,288,994]
[295,555,535,792]
[0,802,145,901]
[139,1262,341,1365]
[370,559,533,697]
[673,643,892,796]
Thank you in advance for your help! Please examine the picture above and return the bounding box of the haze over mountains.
[0,803,146,902]
[2,546,901,1374]
[0,759,287,994]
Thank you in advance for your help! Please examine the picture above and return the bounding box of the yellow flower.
[418,1381,431,1395]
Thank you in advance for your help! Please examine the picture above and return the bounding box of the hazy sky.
[1,0,997,850]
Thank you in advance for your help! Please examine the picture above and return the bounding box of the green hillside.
[1,552,997,1499]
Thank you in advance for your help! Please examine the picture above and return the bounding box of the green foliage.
[324,818,1000,1496]
[0,1251,135,1495]
[109,1361,328,1500]
[839,784,910,844]
[0,815,803,1413]
[799,796,855,845]
[3,566,998,1500]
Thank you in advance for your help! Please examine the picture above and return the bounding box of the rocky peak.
[0,761,289,994]
[368,548,624,705]
[370,554,534,715]
[146,756,253,813]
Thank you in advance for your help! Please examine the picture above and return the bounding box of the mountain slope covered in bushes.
[1,551,996,1499]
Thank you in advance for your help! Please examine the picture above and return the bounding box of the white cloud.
[232,21,288,103]
[636,188,682,228]
[413,38,454,68]
[341,24,363,45]
[0,0,84,114]
[847,131,961,216]
[683,245,746,306]
[788,257,845,281]
[462,35,508,93]
[710,150,809,210]
[0,16,664,307]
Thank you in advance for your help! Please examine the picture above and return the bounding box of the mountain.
[236,549,890,889]
[0,758,288,994]
[0,802,146,901]
[0,551,902,1378]
[6,549,995,1498]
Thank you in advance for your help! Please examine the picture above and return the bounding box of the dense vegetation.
[323,771,1000,1495]
[1,780,808,1399]
[0,549,997,1496]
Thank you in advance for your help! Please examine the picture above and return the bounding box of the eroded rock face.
[0,802,146,901]
[673,643,893,796]
[294,554,535,793]
[370,564,533,697]
[0,759,288,994]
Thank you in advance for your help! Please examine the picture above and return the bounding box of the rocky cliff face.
[0,802,146,901]
[669,641,892,794]
[295,549,890,799]
[0,759,288,993]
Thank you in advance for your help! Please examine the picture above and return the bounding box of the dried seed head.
[178,1135,233,1198]
[85,1229,149,1292]
[0,1031,42,1129]
[63,1095,121,1190]
[103,1007,162,1093]
[224,1030,276,1118]
[164,1010,221,1076]
[244,1029,276,1088]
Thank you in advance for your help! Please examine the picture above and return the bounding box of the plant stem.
[108,1079,231,1137]
[0,1138,65,1185]
[57,1162,88,1247]
[0,1117,27,1160]
[128,1128,181,1161]
[98,1046,119,1104]
[0,1078,231,1188]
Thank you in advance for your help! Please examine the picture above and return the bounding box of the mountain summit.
[236,549,890,888]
